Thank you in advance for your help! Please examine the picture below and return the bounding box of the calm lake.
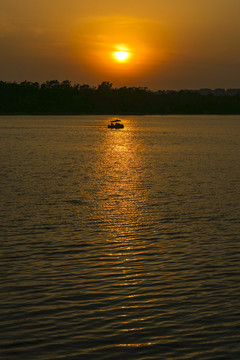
[1,115,240,359]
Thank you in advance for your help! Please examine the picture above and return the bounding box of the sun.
[114,50,129,62]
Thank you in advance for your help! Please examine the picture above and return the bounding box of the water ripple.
[1,115,240,359]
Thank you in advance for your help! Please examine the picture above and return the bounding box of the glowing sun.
[114,50,129,62]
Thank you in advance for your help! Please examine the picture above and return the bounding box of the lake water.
[1,115,240,360]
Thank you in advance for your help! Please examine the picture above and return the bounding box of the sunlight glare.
[114,50,129,62]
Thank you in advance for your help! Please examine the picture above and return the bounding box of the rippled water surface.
[1,115,240,359]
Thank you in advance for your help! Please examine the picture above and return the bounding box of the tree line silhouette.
[1,80,240,115]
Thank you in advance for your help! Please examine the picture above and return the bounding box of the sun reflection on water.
[92,119,147,234]
[89,119,156,346]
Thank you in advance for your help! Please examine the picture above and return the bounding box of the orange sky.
[1,0,240,89]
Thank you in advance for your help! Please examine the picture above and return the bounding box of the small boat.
[108,119,124,129]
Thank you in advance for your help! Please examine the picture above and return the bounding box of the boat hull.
[108,124,124,129]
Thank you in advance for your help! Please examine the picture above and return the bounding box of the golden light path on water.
[87,119,157,348]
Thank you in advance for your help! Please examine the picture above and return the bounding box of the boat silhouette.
[108,119,124,129]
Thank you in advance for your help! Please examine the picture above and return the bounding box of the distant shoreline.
[1,112,240,116]
[1,81,240,115]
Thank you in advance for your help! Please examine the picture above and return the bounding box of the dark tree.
[0,80,240,115]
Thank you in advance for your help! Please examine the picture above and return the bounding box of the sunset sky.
[1,0,240,90]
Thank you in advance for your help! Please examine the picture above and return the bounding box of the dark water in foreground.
[1,115,240,360]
